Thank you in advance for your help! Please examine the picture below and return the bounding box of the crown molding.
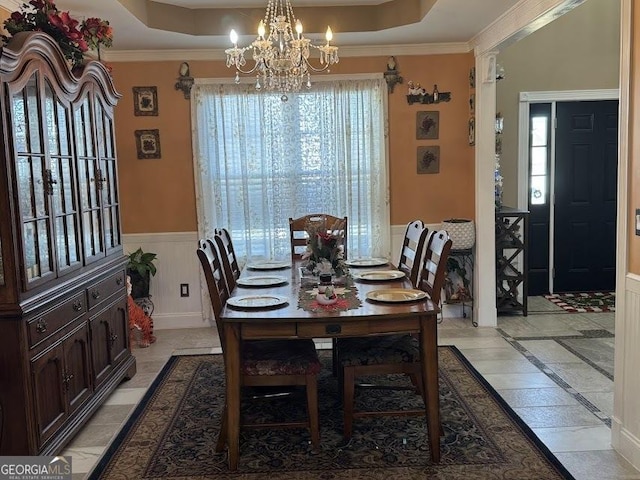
[103,42,471,63]
[470,0,586,54]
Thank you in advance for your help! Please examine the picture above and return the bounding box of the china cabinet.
[0,32,135,455]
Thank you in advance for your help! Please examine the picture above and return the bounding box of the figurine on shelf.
[407,80,425,96]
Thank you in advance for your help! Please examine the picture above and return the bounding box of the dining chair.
[196,239,322,451]
[213,229,240,293]
[337,229,452,441]
[289,214,348,261]
[397,220,430,287]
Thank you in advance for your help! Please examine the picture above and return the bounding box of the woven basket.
[441,218,475,250]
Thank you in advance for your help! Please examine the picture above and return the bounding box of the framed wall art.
[133,86,158,116]
[417,146,440,174]
[469,67,476,88]
[469,94,475,114]
[416,111,439,139]
[135,129,161,159]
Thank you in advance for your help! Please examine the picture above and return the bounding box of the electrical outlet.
[180,283,189,297]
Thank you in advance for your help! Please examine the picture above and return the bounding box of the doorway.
[519,92,619,295]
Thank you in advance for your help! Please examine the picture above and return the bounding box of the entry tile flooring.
[64,296,640,480]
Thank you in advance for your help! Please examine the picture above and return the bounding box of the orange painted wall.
[630,5,640,274]
[111,52,474,233]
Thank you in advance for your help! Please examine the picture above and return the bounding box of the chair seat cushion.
[242,339,321,376]
[338,335,419,367]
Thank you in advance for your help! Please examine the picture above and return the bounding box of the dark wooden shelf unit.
[0,32,136,455]
[495,207,529,316]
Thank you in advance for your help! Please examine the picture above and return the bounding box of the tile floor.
[63,296,640,480]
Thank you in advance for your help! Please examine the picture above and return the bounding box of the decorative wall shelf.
[407,92,452,105]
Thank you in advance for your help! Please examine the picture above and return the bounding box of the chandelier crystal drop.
[225,0,339,93]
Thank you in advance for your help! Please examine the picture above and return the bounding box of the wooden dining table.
[219,260,441,471]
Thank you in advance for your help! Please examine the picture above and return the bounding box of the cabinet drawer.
[87,270,126,310]
[297,321,370,338]
[241,323,296,339]
[27,292,87,349]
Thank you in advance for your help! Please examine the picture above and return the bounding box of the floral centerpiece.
[2,0,113,70]
[302,219,349,277]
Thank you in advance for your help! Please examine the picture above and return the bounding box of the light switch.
[180,283,189,297]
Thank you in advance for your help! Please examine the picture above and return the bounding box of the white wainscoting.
[124,232,206,330]
[126,224,445,330]
[612,274,640,469]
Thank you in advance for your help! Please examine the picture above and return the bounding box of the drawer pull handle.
[72,300,83,311]
[36,319,48,334]
[92,290,100,300]
[116,277,123,286]
[109,333,118,346]
[325,324,342,335]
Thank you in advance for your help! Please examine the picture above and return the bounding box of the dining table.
[219,259,441,471]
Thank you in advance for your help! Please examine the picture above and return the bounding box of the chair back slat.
[397,220,429,287]
[214,232,238,293]
[197,238,231,351]
[417,230,453,305]
[215,228,241,282]
[289,214,348,260]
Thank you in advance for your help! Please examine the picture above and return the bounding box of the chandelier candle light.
[225,0,339,99]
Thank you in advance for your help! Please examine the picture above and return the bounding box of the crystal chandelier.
[225,0,339,96]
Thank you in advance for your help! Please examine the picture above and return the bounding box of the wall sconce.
[175,62,194,99]
[383,56,403,93]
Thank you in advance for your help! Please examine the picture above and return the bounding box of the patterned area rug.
[545,292,615,313]
[89,348,574,480]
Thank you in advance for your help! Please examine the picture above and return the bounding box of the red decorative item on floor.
[127,276,156,348]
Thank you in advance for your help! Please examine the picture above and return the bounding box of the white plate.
[353,270,405,281]
[227,294,289,309]
[246,260,292,270]
[236,275,288,287]
[366,289,427,303]
[345,257,389,267]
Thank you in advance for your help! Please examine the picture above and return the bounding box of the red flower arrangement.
[2,0,113,69]
[302,220,349,277]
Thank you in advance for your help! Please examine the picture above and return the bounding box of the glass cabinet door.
[74,94,105,264]
[94,99,121,254]
[12,73,55,286]
[45,80,82,276]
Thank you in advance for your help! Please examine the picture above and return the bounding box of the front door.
[553,100,618,292]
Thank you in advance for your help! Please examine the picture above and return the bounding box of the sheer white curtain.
[191,77,390,264]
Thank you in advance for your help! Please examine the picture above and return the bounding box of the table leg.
[224,323,241,471]
[420,314,441,462]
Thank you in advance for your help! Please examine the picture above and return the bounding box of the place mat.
[298,285,362,313]
[544,292,615,313]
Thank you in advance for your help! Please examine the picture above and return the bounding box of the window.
[530,114,550,205]
[191,78,390,262]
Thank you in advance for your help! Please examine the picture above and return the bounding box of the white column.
[474,51,498,327]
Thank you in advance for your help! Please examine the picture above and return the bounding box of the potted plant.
[126,248,157,299]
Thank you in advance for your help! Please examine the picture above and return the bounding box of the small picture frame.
[133,86,158,116]
[417,146,440,174]
[416,111,439,140]
[468,117,476,146]
[135,129,161,159]
[469,94,475,115]
[469,67,476,88]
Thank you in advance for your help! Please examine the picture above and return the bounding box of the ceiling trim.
[470,0,587,54]
[117,0,438,37]
[103,41,471,62]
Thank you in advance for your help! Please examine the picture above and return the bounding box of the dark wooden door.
[554,100,618,292]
